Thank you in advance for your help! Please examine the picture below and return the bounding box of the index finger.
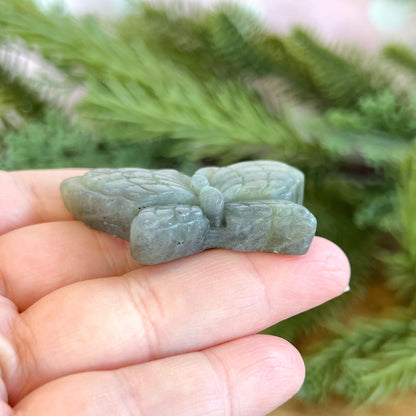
[0,169,87,235]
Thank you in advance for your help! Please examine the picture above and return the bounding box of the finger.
[0,221,141,310]
[8,237,349,401]
[13,335,304,415]
[0,169,87,235]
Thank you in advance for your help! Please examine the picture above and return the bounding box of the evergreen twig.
[300,317,416,403]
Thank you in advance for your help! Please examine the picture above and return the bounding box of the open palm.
[0,169,350,416]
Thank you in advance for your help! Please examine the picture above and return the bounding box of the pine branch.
[0,110,104,169]
[117,3,219,79]
[283,29,387,108]
[81,73,312,163]
[341,334,416,404]
[0,0,317,163]
[0,109,193,171]
[118,3,395,112]
[325,90,416,139]
[300,317,416,403]
[2,0,412,167]
[116,3,416,154]
[0,0,147,83]
[205,5,269,76]
[118,2,269,80]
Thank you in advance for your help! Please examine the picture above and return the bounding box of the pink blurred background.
[35,0,416,51]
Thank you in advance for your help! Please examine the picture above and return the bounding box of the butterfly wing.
[195,161,315,255]
[195,160,304,204]
[60,168,197,240]
[212,200,316,255]
[131,205,210,265]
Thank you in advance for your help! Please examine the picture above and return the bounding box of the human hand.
[0,169,350,416]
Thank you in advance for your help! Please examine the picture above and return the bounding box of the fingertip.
[245,236,351,318]
[213,335,305,414]
[307,237,351,296]
[253,335,305,404]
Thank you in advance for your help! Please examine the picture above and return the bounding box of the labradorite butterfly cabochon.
[60,160,317,265]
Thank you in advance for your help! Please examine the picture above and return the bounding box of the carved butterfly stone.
[60,160,317,264]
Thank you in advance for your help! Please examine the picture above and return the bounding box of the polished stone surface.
[60,161,317,264]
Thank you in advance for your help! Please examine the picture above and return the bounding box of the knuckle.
[202,349,234,416]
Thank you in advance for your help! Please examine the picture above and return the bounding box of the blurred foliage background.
[1,0,416,407]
